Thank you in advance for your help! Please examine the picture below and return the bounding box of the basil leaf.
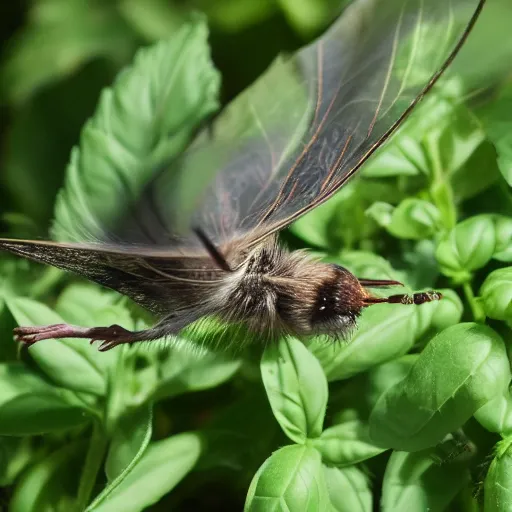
[369,323,510,451]
[324,465,372,512]
[0,363,89,435]
[261,337,328,443]
[312,420,385,466]
[7,296,107,395]
[245,444,330,511]
[88,432,202,512]
[484,439,512,511]
[382,450,470,511]
[52,16,220,242]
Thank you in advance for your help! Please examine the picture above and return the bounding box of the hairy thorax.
[213,237,368,340]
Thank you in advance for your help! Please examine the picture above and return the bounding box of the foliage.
[0,0,511,511]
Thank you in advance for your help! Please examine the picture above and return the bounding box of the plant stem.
[76,422,108,512]
[462,281,485,323]
[426,135,457,231]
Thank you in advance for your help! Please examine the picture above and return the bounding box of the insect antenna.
[363,291,443,306]
[192,227,232,272]
[358,278,404,287]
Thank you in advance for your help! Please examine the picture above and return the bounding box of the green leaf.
[365,202,395,229]
[323,465,372,512]
[154,348,240,400]
[198,0,277,32]
[1,0,136,104]
[311,420,385,466]
[484,438,512,511]
[10,441,86,512]
[475,391,512,436]
[494,216,512,262]
[449,140,501,202]
[382,450,470,512]
[339,251,404,282]
[0,437,34,485]
[55,283,121,325]
[479,267,512,322]
[435,215,498,282]
[56,284,135,372]
[369,323,510,451]
[290,190,348,249]
[88,432,202,512]
[310,304,417,382]
[244,444,330,511]
[261,337,328,443]
[118,0,185,41]
[278,0,346,37]
[385,199,441,240]
[363,135,426,178]
[476,83,512,186]
[414,288,463,337]
[6,296,107,395]
[105,405,153,482]
[52,15,220,242]
[0,363,89,435]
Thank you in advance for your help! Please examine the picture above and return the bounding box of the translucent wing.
[81,0,486,250]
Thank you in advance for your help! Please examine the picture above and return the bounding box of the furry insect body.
[1,236,439,351]
[215,237,366,340]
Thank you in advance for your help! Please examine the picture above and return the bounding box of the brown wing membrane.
[111,0,484,250]
[0,238,220,316]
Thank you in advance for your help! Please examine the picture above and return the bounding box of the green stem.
[462,281,485,323]
[426,136,457,231]
[76,422,108,512]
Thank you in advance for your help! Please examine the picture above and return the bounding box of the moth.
[1,0,484,352]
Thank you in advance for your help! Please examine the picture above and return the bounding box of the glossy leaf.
[382,450,471,512]
[484,439,512,511]
[245,444,330,511]
[475,392,512,436]
[105,405,152,482]
[0,437,33,485]
[436,215,497,282]
[476,83,512,186]
[369,323,510,451]
[52,15,220,242]
[88,432,202,512]
[414,289,463,337]
[6,296,107,395]
[479,267,512,322]
[386,199,441,240]
[324,465,372,512]
[0,363,90,435]
[493,216,512,262]
[310,304,417,382]
[10,441,85,512]
[436,215,512,282]
[154,348,240,400]
[261,337,328,443]
[311,420,385,466]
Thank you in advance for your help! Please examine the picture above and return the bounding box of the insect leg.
[14,309,206,352]
[14,323,143,352]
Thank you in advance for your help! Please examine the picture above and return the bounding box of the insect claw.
[98,341,116,352]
